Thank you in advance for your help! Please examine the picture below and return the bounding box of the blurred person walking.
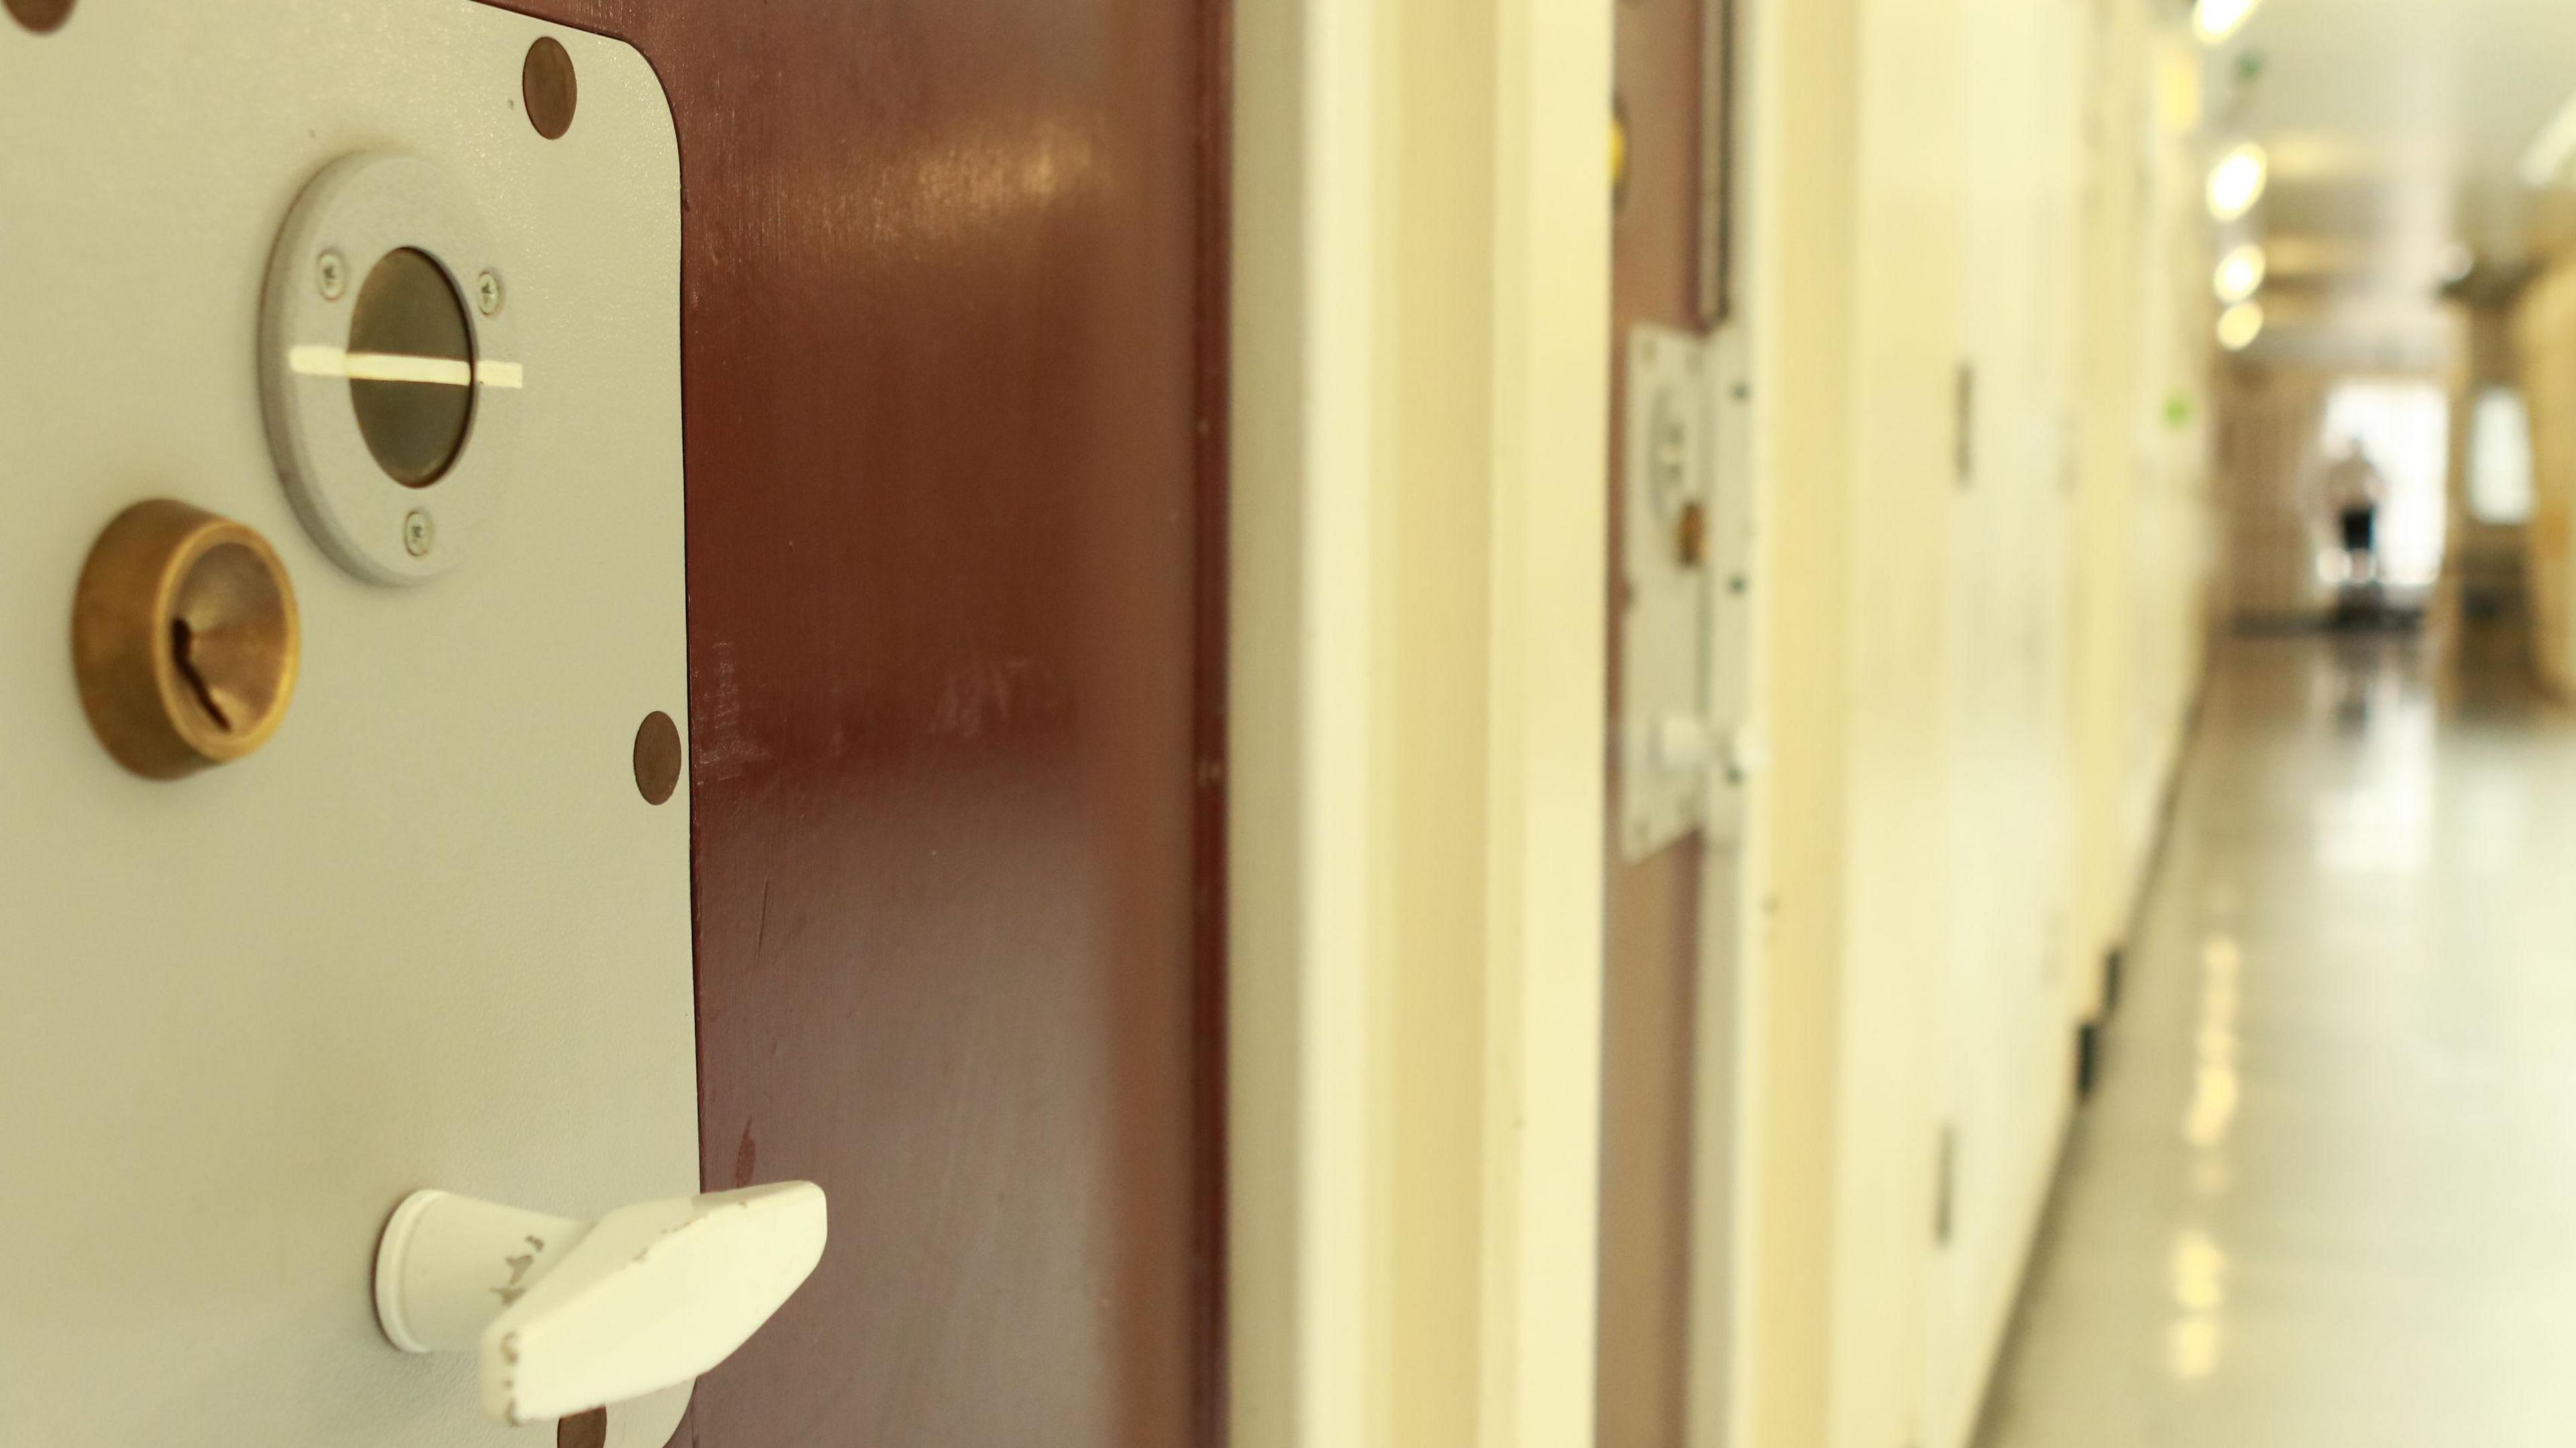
[2320,440,2389,585]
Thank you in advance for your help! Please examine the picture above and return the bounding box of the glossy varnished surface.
[489,3,1225,1444]
[1982,632,2576,1446]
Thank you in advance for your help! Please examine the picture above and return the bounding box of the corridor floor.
[1977,630,2576,1447]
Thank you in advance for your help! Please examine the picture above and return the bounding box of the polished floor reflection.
[1980,631,2576,1447]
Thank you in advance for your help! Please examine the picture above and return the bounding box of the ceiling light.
[2214,244,2267,303]
[2216,302,2265,353]
[2193,0,2261,45]
[2523,93,2576,187]
[2207,144,2268,223]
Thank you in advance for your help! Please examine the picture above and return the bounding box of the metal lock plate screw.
[403,509,436,557]
[316,249,348,300]
[475,270,504,316]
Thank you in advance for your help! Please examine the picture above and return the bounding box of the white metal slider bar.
[288,345,524,390]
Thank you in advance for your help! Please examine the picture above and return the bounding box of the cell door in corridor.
[0,0,1228,1443]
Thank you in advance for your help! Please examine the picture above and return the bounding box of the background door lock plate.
[1621,325,1720,860]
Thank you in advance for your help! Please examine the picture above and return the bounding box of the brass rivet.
[4,0,75,34]
[523,36,578,140]
[633,711,682,805]
[72,500,301,780]
[557,1408,607,1448]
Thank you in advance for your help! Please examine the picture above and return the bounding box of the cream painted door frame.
[1228,1,1614,1445]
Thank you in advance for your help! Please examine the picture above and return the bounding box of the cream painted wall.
[1920,0,2086,1442]
[2070,21,2221,1033]
[1232,0,2210,1441]
[2436,306,2523,650]
[1822,0,1966,1443]
[1739,0,1862,1441]
[1739,1,2217,1447]
[2514,262,2576,697]
[2213,364,2337,623]
[1228,1,1610,1447]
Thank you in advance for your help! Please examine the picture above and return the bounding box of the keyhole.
[72,503,299,779]
[169,616,234,732]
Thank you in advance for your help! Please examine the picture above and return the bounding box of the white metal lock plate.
[0,4,693,1446]
[1619,324,1725,860]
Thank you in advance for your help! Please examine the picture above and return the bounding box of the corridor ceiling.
[2214,0,2576,364]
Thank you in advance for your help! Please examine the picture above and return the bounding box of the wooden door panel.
[1603,2,1715,1445]
[488,3,1228,1443]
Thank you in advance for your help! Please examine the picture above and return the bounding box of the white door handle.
[373,1181,828,1426]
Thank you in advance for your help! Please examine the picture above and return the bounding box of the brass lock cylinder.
[72,500,301,779]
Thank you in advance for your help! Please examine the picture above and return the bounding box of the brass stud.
[4,0,76,35]
[523,36,578,140]
[72,500,301,779]
[633,711,683,805]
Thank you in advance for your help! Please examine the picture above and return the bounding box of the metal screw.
[315,250,348,301]
[475,270,504,316]
[402,510,435,558]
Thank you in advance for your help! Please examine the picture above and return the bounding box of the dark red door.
[493,3,1227,1444]
[1601,2,1722,1445]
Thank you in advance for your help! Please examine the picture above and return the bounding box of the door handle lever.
[373,1181,828,1425]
